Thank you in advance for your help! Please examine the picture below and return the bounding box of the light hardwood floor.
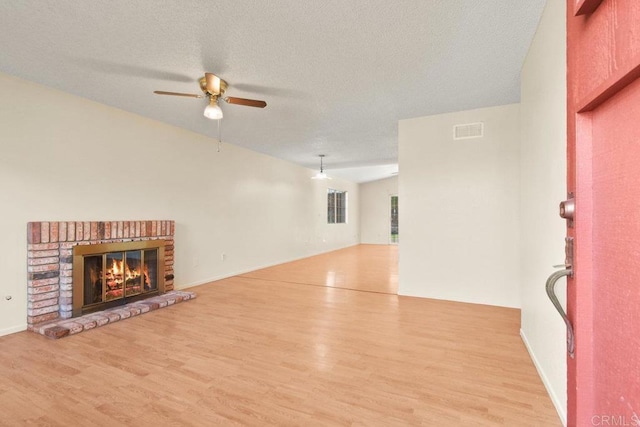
[0,245,560,426]
[242,244,398,294]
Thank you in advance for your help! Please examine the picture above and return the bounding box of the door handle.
[545,267,574,358]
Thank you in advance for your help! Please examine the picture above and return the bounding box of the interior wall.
[519,0,567,423]
[359,176,398,244]
[398,103,521,308]
[0,73,359,336]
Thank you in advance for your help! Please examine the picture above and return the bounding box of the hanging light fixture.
[311,154,331,180]
[203,96,223,120]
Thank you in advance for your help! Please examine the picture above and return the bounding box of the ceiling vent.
[453,122,484,140]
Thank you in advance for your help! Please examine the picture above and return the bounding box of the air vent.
[453,122,483,140]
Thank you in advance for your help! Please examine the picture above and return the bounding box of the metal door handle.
[545,268,575,358]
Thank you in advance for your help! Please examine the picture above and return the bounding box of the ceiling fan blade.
[224,97,267,108]
[154,91,204,98]
[205,73,221,95]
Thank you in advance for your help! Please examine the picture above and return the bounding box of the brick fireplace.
[27,220,177,333]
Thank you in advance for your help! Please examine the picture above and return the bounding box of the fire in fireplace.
[73,241,165,316]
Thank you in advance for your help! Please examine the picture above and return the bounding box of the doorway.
[390,195,398,244]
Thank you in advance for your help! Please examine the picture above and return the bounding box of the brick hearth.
[26,220,176,330]
[32,290,196,339]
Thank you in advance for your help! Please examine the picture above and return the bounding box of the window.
[328,189,347,224]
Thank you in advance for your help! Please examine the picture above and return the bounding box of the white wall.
[359,176,398,244]
[519,0,567,424]
[398,104,520,308]
[0,73,359,336]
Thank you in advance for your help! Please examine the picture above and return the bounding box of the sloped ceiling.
[0,1,546,182]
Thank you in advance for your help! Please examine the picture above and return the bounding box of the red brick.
[131,304,150,314]
[104,221,111,239]
[67,222,75,241]
[86,315,109,327]
[170,221,175,236]
[28,284,60,294]
[123,221,130,238]
[140,301,160,311]
[151,221,157,236]
[58,321,83,334]
[140,222,147,237]
[118,221,124,238]
[40,222,50,243]
[90,222,98,240]
[135,221,141,237]
[28,304,59,317]
[30,291,59,302]
[59,221,67,242]
[74,317,97,330]
[75,222,83,240]
[83,221,90,240]
[43,326,70,339]
[27,264,59,273]
[28,312,59,325]
[28,222,41,244]
[28,277,59,287]
[59,248,72,257]
[29,249,59,258]
[105,311,121,322]
[112,308,131,319]
[28,256,59,266]
[28,243,59,251]
[50,222,59,243]
[28,298,59,309]
[60,270,73,277]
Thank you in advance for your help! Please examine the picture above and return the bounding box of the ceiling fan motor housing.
[199,76,228,96]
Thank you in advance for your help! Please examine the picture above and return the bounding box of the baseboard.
[0,323,27,337]
[175,243,359,290]
[520,329,567,426]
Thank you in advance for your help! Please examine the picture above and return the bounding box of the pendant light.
[311,154,331,180]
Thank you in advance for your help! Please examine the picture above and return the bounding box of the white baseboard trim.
[0,323,27,337]
[175,244,359,290]
[520,329,567,426]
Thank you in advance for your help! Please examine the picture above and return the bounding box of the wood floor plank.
[0,244,560,426]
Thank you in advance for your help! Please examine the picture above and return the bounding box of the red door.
[567,1,640,426]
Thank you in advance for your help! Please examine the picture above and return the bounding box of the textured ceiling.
[0,1,546,182]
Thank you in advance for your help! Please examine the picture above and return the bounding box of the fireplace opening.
[73,240,165,316]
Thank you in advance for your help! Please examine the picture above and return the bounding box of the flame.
[106,258,141,289]
[144,264,150,288]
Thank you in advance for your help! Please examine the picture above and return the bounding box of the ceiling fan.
[154,73,267,120]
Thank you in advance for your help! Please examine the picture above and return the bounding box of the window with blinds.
[328,189,347,224]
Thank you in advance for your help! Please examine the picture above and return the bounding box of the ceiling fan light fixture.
[203,97,223,120]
